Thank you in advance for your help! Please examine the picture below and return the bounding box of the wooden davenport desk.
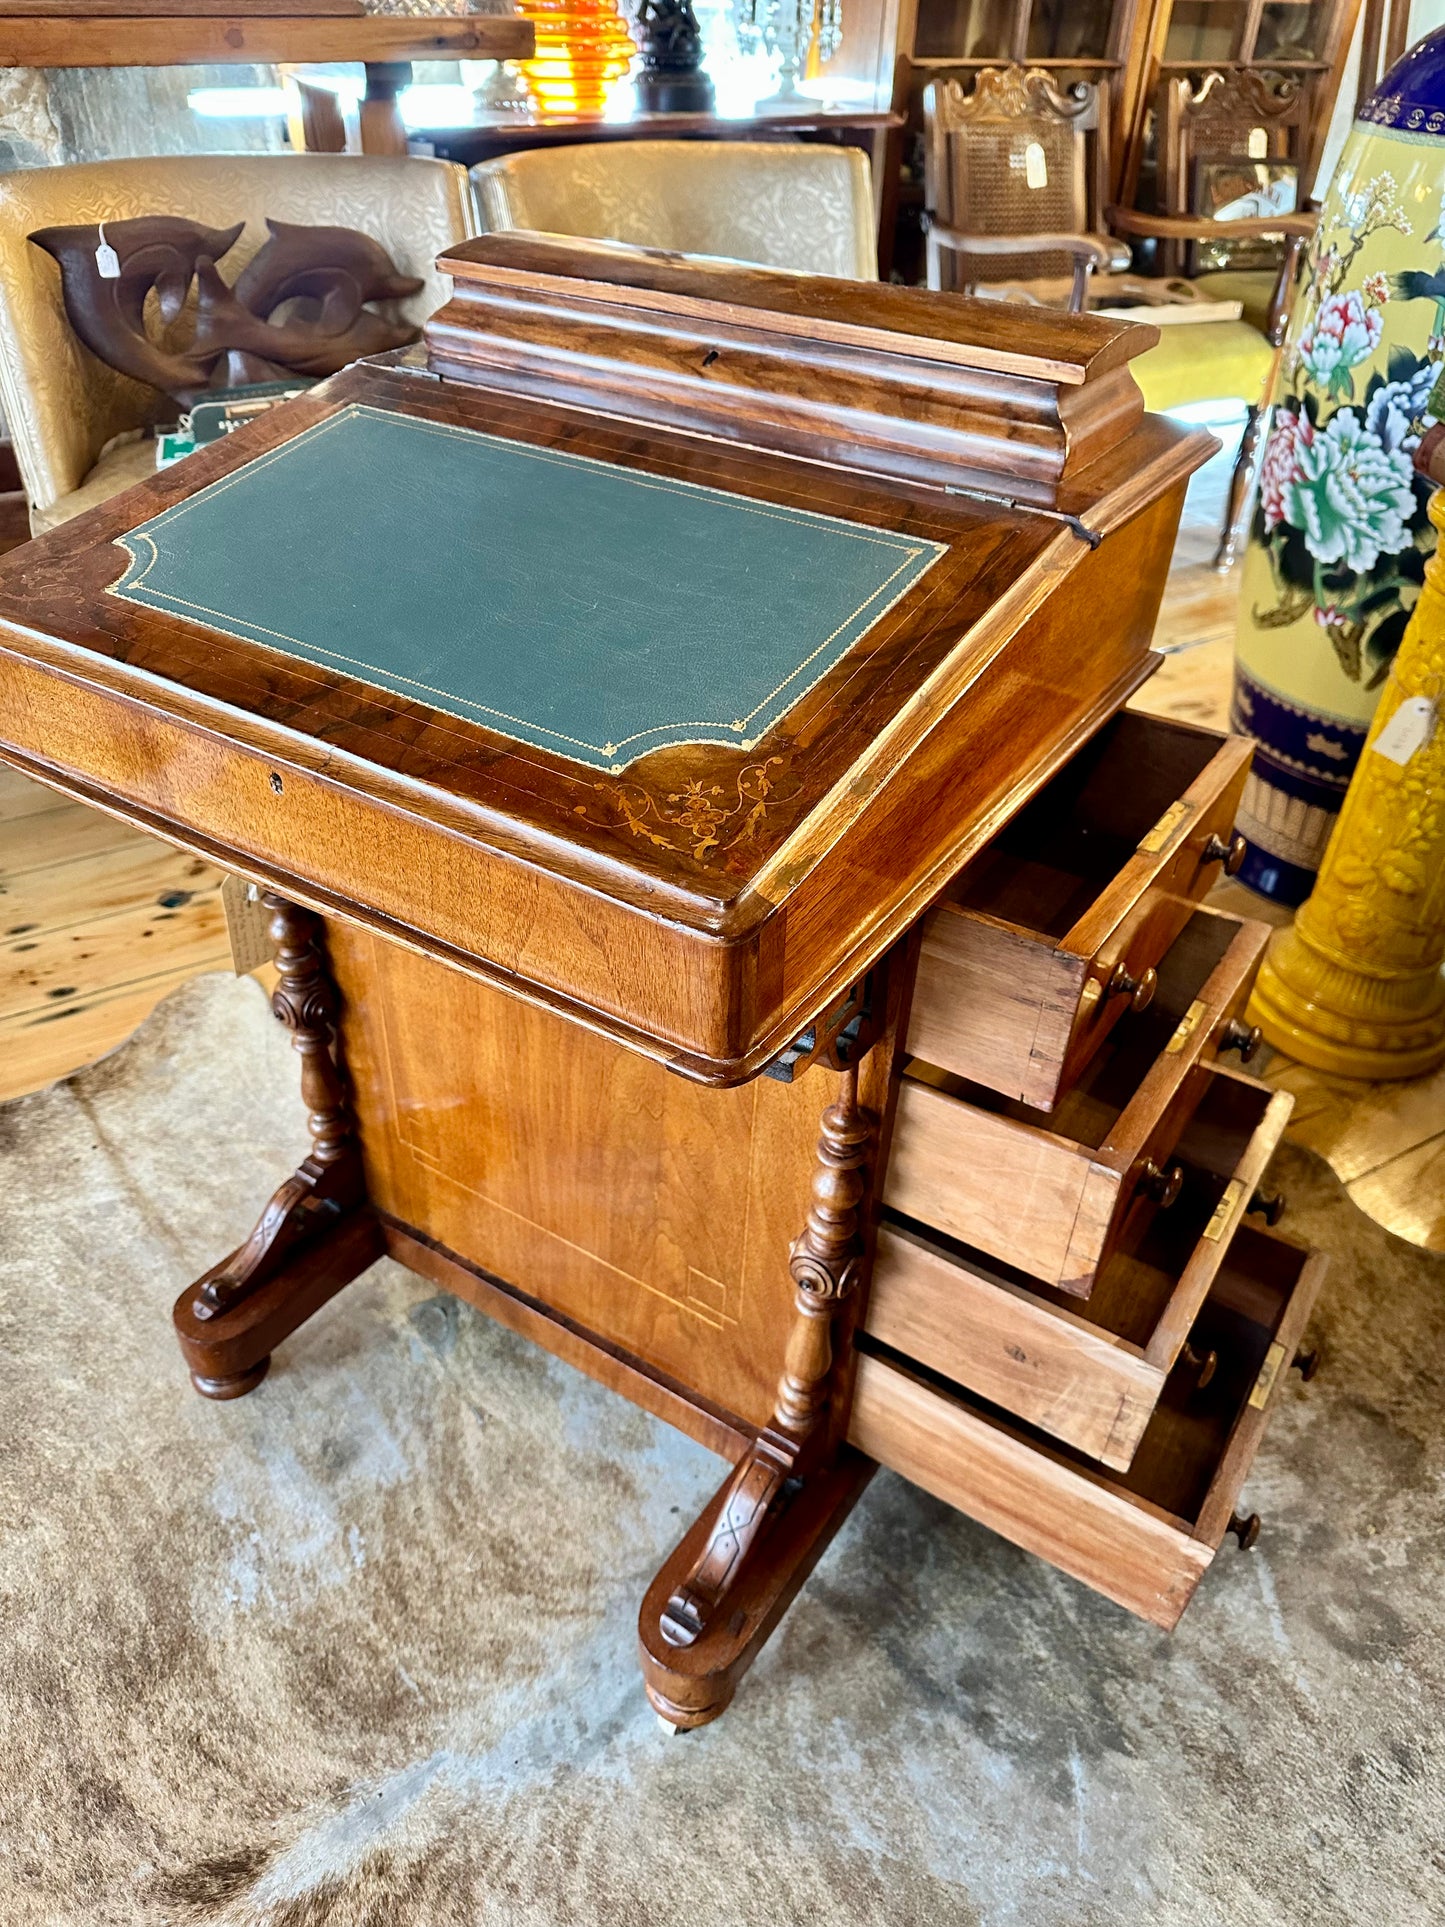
[0,236,1326,1728]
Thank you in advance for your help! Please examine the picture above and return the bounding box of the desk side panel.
[329,924,821,1431]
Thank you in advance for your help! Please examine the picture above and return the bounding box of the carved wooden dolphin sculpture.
[29,215,245,399]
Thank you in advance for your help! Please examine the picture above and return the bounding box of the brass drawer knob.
[1140,1158,1184,1208]
[1219,1017,1262,1061]
[1204,831,1247,875]
[1248,1187,1285,1225]
[1107,960,1157,1011]
[1181,1341,1218,1389]
[1292,1345,1321,1382]
[1227,1511,1261,1550]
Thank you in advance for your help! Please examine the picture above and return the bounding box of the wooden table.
[0,8,534,156]
[0,235,1327,1728]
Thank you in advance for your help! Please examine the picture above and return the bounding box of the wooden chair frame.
[923,66,1130,311]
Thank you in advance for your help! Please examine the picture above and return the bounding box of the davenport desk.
[0,236,1327,1727]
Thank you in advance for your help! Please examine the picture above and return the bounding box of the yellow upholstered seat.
[1191,269,1280,336]
[1130,317,1275,416]
[472,140,877,280]
[0,153,478,532]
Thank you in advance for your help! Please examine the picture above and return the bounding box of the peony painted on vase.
[1234,38,1445,903]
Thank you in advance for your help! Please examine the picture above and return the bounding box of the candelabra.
[732,0,842,107]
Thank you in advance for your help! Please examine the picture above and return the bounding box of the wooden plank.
[0,884,229,1019]
[0,13,532,63]
[0,799,149,881]
[0,968,208,1100]
[0,765,63,824]
[3,835,220,936]
[849,1353,1210,1630]
[383,1219,752,1465]
[0,0,362,12]
[865,1221,1159,1468]
[907,906,1082,1109]
[884,1073,1090,1285]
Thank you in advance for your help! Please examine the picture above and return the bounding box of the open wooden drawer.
[866,1064,1295,1471]
[908,712,1252,1111]
[885,905,1270,1297]
[850,1224,1328,1631]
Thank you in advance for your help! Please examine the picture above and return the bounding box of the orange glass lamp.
[519,0,636,118]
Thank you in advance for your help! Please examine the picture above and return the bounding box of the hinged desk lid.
[0,245,1212,1083]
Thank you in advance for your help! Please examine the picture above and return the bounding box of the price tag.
[1248,126,1268,159]
[1373,695,1437,767]
[221,874,272,976]
[94,221,120,281]
[1024,141,1048,189]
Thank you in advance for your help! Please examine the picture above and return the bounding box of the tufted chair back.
[0,153,477,522]
[472,140,876,281]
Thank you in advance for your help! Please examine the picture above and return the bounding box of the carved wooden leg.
[638,1063,878,1727]
[1214,401,1263,573]
[172,894,381,1397]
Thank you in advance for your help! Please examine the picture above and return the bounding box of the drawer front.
[850,1227,1328,1631]
[908,717,1253,1110]
[865,1067,1296,1470]
[886,909,1270,1295]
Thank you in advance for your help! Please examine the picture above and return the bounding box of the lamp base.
[635,69,716,112]
[1248,923,1445,1081]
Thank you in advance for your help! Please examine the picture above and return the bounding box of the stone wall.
[0,65,287,172]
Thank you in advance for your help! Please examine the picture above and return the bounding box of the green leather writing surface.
[111,404,945,773]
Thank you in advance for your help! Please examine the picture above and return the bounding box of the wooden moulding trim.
[429,322,1085,499]
[440,235,1158,384]
[744,532,1085,908]
[1190,1245,1328,1548]
[1144,1074,1296,1369]
[0,16,535,64]
[1055,729,1255,965]
[381,1217,754,1463]
[434,285,1093,436]
[0,735,756,1084]
[848,1352,1209,1631]
[737,656,1161,1077]
[864,1220,1160,1469]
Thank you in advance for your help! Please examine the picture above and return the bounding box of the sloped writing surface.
[112,403,946,774]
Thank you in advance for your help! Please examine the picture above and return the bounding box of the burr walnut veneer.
[0,236,1325,1726]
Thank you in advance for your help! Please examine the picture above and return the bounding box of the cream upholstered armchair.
[0,153,477,534]
[472,140,876,280]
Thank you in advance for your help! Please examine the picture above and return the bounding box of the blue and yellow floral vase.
[1233,30,1445,903]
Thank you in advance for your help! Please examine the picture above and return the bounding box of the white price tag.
[1373,695,1437,766]
[1024,141,1048,190]
[94,221,120,280]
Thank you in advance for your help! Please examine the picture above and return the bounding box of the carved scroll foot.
[174,1206,383,1397]
[638,1062,876,1725]
[639,1448,876,1729]
[191,1358,271,1402]
[173,893,379,1396]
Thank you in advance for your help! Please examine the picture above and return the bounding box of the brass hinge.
[1165,999,1207,1054]
[1248,1339,1288,1411]
[1203,1179,1244,1242]
[1139,799,1192,855]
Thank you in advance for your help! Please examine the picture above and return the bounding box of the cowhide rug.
[2,974,1442,1926]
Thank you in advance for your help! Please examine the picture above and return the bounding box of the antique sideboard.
[0,235,1325,1727]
